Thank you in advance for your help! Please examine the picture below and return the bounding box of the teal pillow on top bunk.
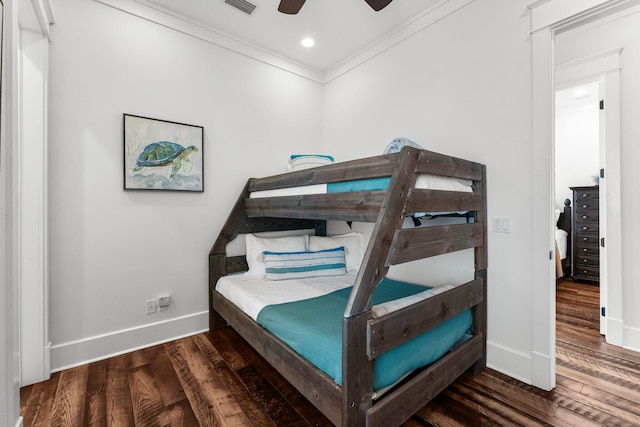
[263,247,347,281]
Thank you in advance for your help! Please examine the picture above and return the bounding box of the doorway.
[529,0,636,391]
[554,35,626,349]
[554,79,604,334]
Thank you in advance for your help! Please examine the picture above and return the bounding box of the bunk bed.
[208,146,487,427]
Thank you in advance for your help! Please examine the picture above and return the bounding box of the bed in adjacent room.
[555,199,572,278]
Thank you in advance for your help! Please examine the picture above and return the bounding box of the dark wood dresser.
[571,186,600,284]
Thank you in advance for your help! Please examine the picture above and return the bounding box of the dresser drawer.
[575,243,599,256]
[576,190,599,201]
[575,233,599,245]
[575,212,599,223]
[575,223,599,234]
[575,200,599,211]
[573,265,599,280]
[575,253,599,267]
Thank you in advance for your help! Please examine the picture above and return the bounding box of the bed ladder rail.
[341,152,486,426]
[366,278,484,359]
[388,223,483,265]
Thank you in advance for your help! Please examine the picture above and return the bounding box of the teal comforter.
[256,278,472,390]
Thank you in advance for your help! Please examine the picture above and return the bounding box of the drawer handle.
[582,215,588,219]
[582,193,589,198]
[583,237,588,241]
[582,204,588,208]
[583,259,588,263]
[582,226,589,230]
[583,270,588,274]
[583,248,588,252]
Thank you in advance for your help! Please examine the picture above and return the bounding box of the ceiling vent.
[225,0,256,15]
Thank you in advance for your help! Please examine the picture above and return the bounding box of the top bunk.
[242,146,485,223]
[210,146,486,319]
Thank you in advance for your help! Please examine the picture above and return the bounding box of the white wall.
[555,9,640,350]
[47,0,324,370]
[554,94,600,208]
[324,0,538,382]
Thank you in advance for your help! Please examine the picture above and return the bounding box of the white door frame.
[529,0,630,390]
[555,49,623,342]
[18,0,54,386]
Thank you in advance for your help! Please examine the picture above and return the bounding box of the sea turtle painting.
[133,141,199,178]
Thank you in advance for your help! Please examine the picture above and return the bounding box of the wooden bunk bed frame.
[209,146,487,427]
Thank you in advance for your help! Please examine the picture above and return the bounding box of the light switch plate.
[493,217,512,233]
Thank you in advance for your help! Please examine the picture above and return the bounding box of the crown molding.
[95,0,474,85]
[20,0,55,39]
[94,0,325,83]
[323,0,474,83]
[527,0,623,32]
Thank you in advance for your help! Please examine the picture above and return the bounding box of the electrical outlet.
[158,295,171,311]
[146,299,157,314]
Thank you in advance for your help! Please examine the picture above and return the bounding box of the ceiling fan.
[278,0,393,14]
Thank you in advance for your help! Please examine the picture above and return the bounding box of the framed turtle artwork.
[124,114,204,192]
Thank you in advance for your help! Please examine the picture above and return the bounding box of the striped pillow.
[263,247,347,281]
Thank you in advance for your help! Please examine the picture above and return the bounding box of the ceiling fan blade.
[278,0,306,14]
[364,0,393,11]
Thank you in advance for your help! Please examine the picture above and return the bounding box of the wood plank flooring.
[20,279,640,426]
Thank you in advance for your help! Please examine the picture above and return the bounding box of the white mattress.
[216,272,357,321]
[250,174,472,199]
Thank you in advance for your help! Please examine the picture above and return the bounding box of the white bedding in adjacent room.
[555,228,568,260]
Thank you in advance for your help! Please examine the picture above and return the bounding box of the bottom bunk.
[213,270,485,426]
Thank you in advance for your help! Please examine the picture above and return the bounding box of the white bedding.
[216,272,356,321]
[250,174,472,199]
[555,228,568,260]
[216,271,458,321]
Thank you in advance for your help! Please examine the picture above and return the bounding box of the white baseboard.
[15,417,24,427]
[623,323,640,352]
[486,340,533,385]
[44,342,51,380]
[606,316,624,346]
[51,311,208,372]
[531,350,555,391]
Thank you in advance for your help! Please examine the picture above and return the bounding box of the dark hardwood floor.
[20,279,640,426]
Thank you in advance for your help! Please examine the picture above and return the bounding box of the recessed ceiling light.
[301,37,315,48]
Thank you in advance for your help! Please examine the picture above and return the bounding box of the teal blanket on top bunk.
[256,278,473,390]
[326,177,391,193]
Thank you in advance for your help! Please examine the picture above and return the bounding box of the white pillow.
[245,234,309,277]
[309,232,364,272]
